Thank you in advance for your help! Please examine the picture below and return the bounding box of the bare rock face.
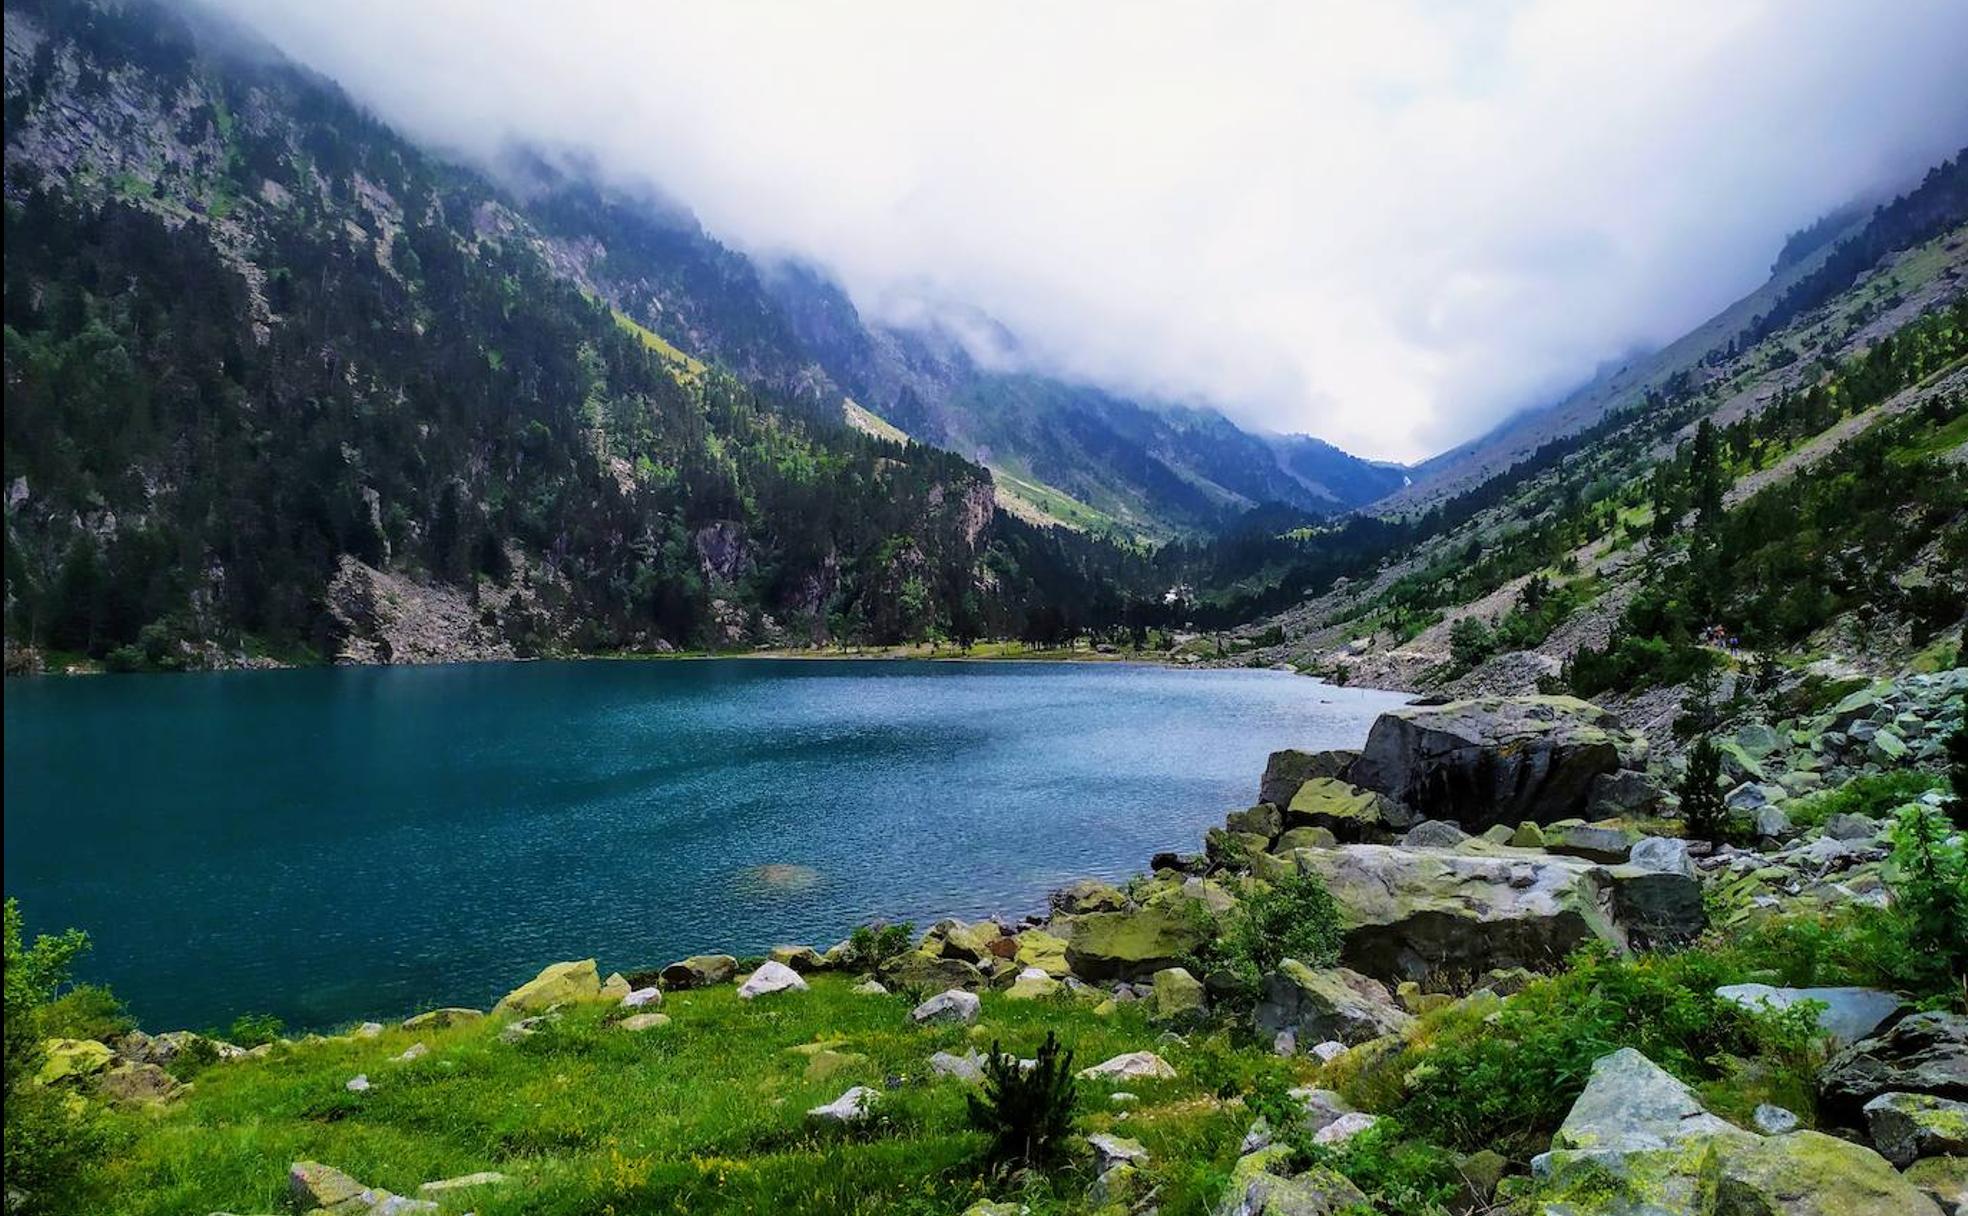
[1346,696,1641,828]
[1820,1012,1968,1123]
[1257,748,1360,808]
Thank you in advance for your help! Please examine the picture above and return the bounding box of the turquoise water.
[3,659,1404,1030]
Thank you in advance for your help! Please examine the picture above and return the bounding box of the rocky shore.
[27,678,1968,1216]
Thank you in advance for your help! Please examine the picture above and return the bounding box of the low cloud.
[205,1,1968,461]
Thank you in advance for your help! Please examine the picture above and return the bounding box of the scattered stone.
[1285,777,1417,840]
[493,959,601,1014]
[881,953,986,993]
[1823,813,1885,842]
[659,955,738,990]
[394,1043,428,1063]
[1087,1132,1149,1171]
[1902,1156,1967,1214]
[617,1013,671,1032]
[930,1049,985,1083]
[768,944,826,972]
[599,972,631,1001]
[807,1085,878,1124]
[1400,819,1470,848]
[1312,1111,1379,1146]
[1310,1040,1347,1062]
[736,960,809,1000]
[352,1022,385,1039]
[1628,835,1696,878]
[1051,878,1129,914]
[1545,821,1639,863]
[621,986,663,1009]
[910,989,982,1025]
[1012,929,1071,977]
[400,1008,481,1032]
[1078,1051,1176,1082]
[850,979,889,996]
[1754,1103,1801,1134]
[1151,966,1207,1021]
[1865,1092,1968,1166]
[345,1075,370,1093]
[95,1061,182,1105]
[417,1171,509,1196]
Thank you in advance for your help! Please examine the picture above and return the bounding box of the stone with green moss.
[1012,928,1070,977]
[1273,825,1339,853]
[35,1037,115,1085]
[1151,966,1207,1021]
[493,958,602,1013]
[1058,902,1212,982]
[1285,777,1411,841]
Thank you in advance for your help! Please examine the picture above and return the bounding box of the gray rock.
[1821,1012,1968,1120]
[1399,819,1471,848]
[1258,748,1359,808]
[1753,1103,1800,1134]
[1346,695,1636,828]
[807,1086,878,1124]
[1587,768,1665,819]
[1628,836,1696,878]
[659,954,737,989]
[930,1050,985,1084]
[1716,984,1904,1046]
[1754,804,1794,840]
[1728,782,1788,811]
[1086,1132,1148,1171]
[1547,1047,1747,1161]
[1254,962,1413,1046]
[1077,1051,1176,1081]
[1864,1092,1968,1166]
[1311,1111,1379,1146]
[910,989,981,1025]
[735,960,808,1001]
[1822,813,1884,842]
[1546,822,1639,863]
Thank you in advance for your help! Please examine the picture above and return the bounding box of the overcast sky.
[209,1,1968,462]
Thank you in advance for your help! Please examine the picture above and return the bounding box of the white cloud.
[204,0,1968,461]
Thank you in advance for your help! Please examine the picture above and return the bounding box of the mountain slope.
[1,0,1144,668]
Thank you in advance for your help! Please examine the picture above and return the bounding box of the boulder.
[1547,1047,1748,1162]
[736,960,808,1000]
[1051,878,1128,914]
[1272,826,1339,853]
[616,1013,670,1032]
[807,1086,878,1124]
[621,986,663,1009]
[1509,821,1547,848]
[1728,782,1789,812]
[1078,1051,1176,1082]
[1821,1012,1968,1121]
[931,1049,986,1083]
[1587,768,1665,819]
[1259,747,1359,807]
[1223,1163,1367,1216]
[1227,803,1285,839]
[1603,863,1708,949]
[768,944,827,972]
[1754,1104,1801,1134]
[883,953,987,993]
[910,989,982,1025]
[1253,960,1414,1046]
[1822,813,1885,842]
[1012,929,1070,977]
[1312,1111,1379,1146]
[1546,822,1640,863]
[658,954,737,990]
[1004,971,1063,1001]
[1087,1132,1149,1171]
[1400,820,1471,849]
[1285,777,1417,841]
[1283,845,1644,982]
[96,1061,182,1105]
[400,1008,482,1031]
[1902,1156,1967,1214]
[1058,902,1212,982]
[599,972,631,1001]
[1713,1130,1944,1215]
[35,1038,114,1085]
[493,959,601,1014]
[1347,695,1635,827]
[1864,1092,1968,1166]
[1628,836,1696,878]
[1151,967,1207,1021]
[1716,985,1903,1046]
[940,920,1012,963]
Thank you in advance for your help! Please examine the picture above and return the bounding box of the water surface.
[4,659,1404,1028]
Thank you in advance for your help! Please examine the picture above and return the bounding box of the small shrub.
[966,1031,1078,1168]
[1887,803,1968,985]
[843,921,915,973]
[1194,871,1343,1009]
[1721,907,1939,1001]
[227,1012,285,1048]
[1386,946,1822,1155]
[36,984,133,1044]
[1677,735,1729,842]
[1786,770,1947,830]
[3,900,112,1214]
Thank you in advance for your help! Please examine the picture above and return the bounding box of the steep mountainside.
[1,0,1146,669]
[1393,157,1968,509]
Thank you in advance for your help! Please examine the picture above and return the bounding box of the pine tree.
[1678,735,1728,842]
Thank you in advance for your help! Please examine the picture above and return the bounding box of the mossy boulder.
[494,959,602,1014]
[1013,929,1070,977]
[1820,1012,1968,1122]
[1285,777,1416,842]
[658,954,738,991]
[1863,1092,1968,1166]
[882,952,987,993]
[35,1038,115,1086]
[1226,803,1284,840]
[1258,747,1359,808]
[1151,966,1207,1022]
[1713,1129,1944,1214]
[1272,825,1339,853]
[1284,844,1630,983]
[1051,878,1128,914]
[1254,960,1412,1045]
[1348,695,1638,828]
[1058,902,1212,982]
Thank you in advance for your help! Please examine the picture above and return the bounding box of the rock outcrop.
[1345,695,1641,828]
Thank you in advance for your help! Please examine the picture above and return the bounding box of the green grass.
[611,309,707,385]
[843,399,910,446]
[987,466,1128,538]
[81,975,1294,1215]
